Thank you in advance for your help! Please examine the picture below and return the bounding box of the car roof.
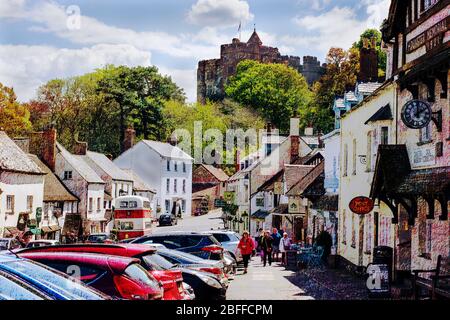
[17,251,139,274]
[0,253,22,263]
[141,231,213,236]
[18,243,156,258]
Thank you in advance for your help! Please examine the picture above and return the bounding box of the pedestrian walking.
[237,231,255,274]
[260,230,274,267]
[271,228,282,262]
[279,232,292,265]
[254,228,264,262]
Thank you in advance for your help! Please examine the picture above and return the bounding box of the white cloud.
[158,66,197,103]
[187,0,253,27]
[0,44,152,102]
[289,1,390,59]
[0,0,26,18]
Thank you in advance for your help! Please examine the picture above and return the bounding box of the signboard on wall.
[349,196,374,215]
[406,16,449,53]
[412,146,436,167]
[288,198,302,214]
[274,182,283,195]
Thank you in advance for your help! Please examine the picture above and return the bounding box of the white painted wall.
[323,130,340,194]
[0,172,44,234]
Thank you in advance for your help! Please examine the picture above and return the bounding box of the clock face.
[401,100,432,129]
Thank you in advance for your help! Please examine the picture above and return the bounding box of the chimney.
[124,127,135,151]
[304,127,314,136]
[29,128,57,171]
[358,36,378,82]
[235,149,241,172]
[266,122,272,135]
[290,118,300,163]
[168,133,178,146]
[12,138,30,153]
[73,140,88,155]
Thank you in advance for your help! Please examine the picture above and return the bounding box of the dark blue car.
[0,254,110,300]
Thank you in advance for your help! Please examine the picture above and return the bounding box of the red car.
[19,244,188,300]
[17,251,163,300]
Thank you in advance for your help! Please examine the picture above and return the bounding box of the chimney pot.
[124,127,136,151]
[73,141,88,155]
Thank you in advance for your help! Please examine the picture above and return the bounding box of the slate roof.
[0,131,43,174]
[287,161,325,196]
[122,169,156,193]
[142,140,193,161]
[255,169,284,194]
[345,91,358,102]
[56,142,104,184]
[202,165,229,182]
[284,165,315,192]
[365,104,393,124]
[356,82,383,95]
[310,194,339,211]
[334,97,345,109]
[28,154,78,202]
[85,151,133,182]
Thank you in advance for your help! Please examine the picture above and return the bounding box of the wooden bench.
[412,255,450,300]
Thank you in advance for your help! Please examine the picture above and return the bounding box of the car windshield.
[89,235,107,241]
[212,234,231,243]
[142,254,175,271]
[0,240,9,250]
[161,250,206,263]
[0,260,108,300]
[124,264,160,291]
[0,273,46,300]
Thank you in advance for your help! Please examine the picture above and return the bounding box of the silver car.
[207,231,243,263]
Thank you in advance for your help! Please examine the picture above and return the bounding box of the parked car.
[206,230,243,263]
[85,233,116,244]
[0,254,110,300]
[143,249,227,300]
[156,248,229,288]
[0,238,22,251]
[130,232,234,273]
[18,244,188,300]
[26,240,60,248]
[17,251,163,300]
[158,213,178,226]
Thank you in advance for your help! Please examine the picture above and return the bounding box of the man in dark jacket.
[260,231,274,266]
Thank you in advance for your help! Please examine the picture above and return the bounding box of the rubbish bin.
[367,246,393,298]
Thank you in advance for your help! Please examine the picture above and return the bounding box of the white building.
[0,131,45,238]
[114,140,193,218]
[55,142,107,235]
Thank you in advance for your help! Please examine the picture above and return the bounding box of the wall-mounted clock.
[401,99,432,129]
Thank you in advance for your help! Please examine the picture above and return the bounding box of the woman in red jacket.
[237,230,255,274]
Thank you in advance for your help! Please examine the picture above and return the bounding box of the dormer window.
[63,171,73,180]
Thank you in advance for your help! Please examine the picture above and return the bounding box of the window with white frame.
[420,122,432,143]
[182,200,186,212]
[166,179,170,193]
[165,200,170,213]
[256,197,265,207]
[63,171,72,180]
[6,195,14,212]
[167,160,170,171]
[343,144,348,176]
[174,179,177,193]
[174,162,178,172]
[182,179,186,193]
[97,197,101,211]
[183,162,186,173]
[366,131,372,172]
[88,198,93,212]
[352,139,357,175]
[26,195,33,212]
[380,126,389,145]
[423,0,439,11]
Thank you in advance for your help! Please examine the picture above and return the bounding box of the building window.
[181,200,186,212]
[167,160,170,171]
[182,179,186,193]
[342,209,347,244]
[174,179,177,193]
[97,197,101,211]
[343,144,348,176]
[183,163,186,173]
[88,198,93,212]
[166,179,170,193]
[366,131,372,172]
[352,139,357,175]
[420,122,432,143]
[26,195,33,212]
[165,200,170,213]
[63,171,73,180]
[174,162,178,172]
[6,195,14,213]
[379,216,391,246]
[380,126,389,145]
[256,198,265,207]
[422,0,439,11]
[351,213,356,247]
[104,201,107,209]
[365,214,373,253]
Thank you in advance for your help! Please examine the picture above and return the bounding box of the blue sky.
[0,0,390,102]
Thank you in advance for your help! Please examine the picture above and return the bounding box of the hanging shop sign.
[401,99,432,129]
[349,196,374,215]
[274,182,283,195]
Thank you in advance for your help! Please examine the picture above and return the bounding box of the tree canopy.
[225,60,312,133]
[0,83,32,136]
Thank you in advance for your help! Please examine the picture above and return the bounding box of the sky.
[0,0,391,102]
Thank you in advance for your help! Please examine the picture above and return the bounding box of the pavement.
[151,210,371,300]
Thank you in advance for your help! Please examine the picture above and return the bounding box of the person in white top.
[279,232,292,265]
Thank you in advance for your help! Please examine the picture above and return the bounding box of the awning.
[364,104,393,124]
[251,209,270,220]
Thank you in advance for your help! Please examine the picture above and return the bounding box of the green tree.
[225,60,312,133]
[0,83,32,136]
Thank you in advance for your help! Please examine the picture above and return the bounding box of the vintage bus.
[114,196,153,240]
